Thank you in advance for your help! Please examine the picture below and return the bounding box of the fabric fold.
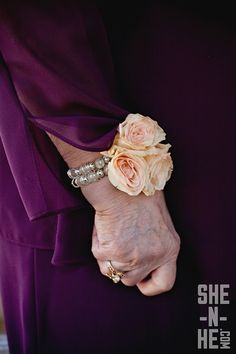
[0,0,130,263]
[27,112,126,152]
[0,57,89,221]
[50,208,95,266]
[0,0,131,221]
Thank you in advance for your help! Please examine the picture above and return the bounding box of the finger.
[136,261,177,296]
[96,260,153,287]
[96,259,107,276]
[121,265,152,287]
[96,259,128,277]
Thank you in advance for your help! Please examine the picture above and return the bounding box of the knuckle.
[166,233,181,260]
[122,277,137,287]
[91,245,98,258]
[157,278,174,293]
[100,264,108,276]
[175,234,181,253]
[91,245,107,262]
[91,244,100,259]
[100,239,112,248]
[127,258,139,269]
[97,260,110,276]
[91,239,114,260]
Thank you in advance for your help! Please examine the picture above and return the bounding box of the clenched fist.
[82,177,180,296]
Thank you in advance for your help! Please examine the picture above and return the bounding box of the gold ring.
[105,260,125,283]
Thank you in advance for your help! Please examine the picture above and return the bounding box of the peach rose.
[107,152,148,196]
[118,113,166,149]
[144,153,173,194]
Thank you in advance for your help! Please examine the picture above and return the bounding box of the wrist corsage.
[67,113,173,196]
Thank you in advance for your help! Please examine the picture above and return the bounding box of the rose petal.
[107,152,147,196]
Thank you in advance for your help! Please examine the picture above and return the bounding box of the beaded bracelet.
[67,155,111,188]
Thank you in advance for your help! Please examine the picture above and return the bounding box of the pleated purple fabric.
[0,1,235,353]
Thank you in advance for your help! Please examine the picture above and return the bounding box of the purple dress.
[0,1,235,353]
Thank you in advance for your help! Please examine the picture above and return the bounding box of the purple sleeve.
[0,1,129,220]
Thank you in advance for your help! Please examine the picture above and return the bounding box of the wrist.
[66,151,101,168]
[67,155,110,188]
[80,176,123,211]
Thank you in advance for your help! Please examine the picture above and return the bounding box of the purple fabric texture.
[0,0,129,220]
[0,237,199,354]
[0,1,235,353]
[0,0,129,265]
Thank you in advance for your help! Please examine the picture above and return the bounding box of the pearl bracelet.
[67,155,111,188]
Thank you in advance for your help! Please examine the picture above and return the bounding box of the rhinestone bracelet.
[67,155,111,188]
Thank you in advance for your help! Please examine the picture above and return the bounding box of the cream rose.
[101,113,173,196]
[107,152,148,196]
[118,113,166,150]
[144,153,173,193]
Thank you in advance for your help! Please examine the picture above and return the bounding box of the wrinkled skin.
[44,133,180,297]
[82,177,180,296]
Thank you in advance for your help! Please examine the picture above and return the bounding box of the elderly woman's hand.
[45,133,180,296]
[82,177,180,296]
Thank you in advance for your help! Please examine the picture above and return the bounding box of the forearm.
[46,132,100,168]
[46,132,113,203]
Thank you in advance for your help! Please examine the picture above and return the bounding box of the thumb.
[136,261,177,296]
